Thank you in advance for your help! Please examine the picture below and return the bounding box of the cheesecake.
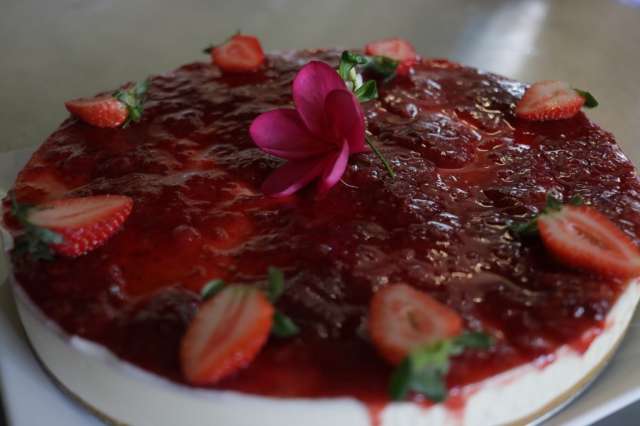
[3,36,640,426]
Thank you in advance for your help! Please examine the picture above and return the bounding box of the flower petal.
[250,109,327,160]
[261,156,326,197]
[317,140,350,194]
[324,89,366,154]
[293,61,347,138]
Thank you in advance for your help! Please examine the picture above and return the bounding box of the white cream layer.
[11,275,640,426]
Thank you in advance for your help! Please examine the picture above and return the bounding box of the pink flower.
[250,61,366,197]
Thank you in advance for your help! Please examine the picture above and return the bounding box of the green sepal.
[271,311,300,338]
[114,79,150,127]
[264,266,300,338]
[509,194,584,238]
[200,279,226,300]
[389,357,413,400]
[338,51,368,81]
[266,266,285,302]
[389,331,493,402]
[366,56,399,80]
[508,220,539,238]
[451,331,493,350]
[10,194,62,261]
[574,88,599,108]
[568,195,584,206]
[354,80,378,103]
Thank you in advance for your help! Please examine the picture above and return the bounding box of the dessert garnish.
[182,268,301,383]
[180,285,274,385]
[389,331,492,402]
[515,80,598,121]
[337,51,397,99]
[205,32,265,72]
[337,50,397,177]
[265,266,300,338]
[509,193,583,237]
[200,278,225,300]
[10,195,62,261]
[511,194,640,278]
[250,61,367,196]
[65,80,149,128]
[10,194,133,258]
[363,37,417,76]
[369,284,492,401]
[198,267,299,338]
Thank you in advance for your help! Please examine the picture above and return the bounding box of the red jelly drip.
[569,326,603,354]
[366,401,386,426]
[6,50,640,406]
[444,391,467,423]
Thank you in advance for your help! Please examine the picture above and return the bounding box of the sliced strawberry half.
[369,284,463,365]
[516,80,585,121]
[65,96,128,128]
[364,37,417,62]
[27,195,133,257]
[364,37,417,75]
[538,205,640,278]
[180,286,274,385]
[65,80,149,128]
[212,34,265,73]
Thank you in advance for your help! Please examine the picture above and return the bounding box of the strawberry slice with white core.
[515,80,585,121]
[212,34,265,73]
[538,205,640,278]
[180,286,274,385]
[369,284,463,365]
[364,37,417,63]
[65,96,128,128]
[27,195,133,257]
[364,38,417,77]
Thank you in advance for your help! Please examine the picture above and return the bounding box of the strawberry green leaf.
[389,332,493,402]
[264,266,300,337]
[450,331,493,350]
[389,357,413,400]
[10,194,62,261]
[114,79,150,127]
[201,279,225,300]
[267,266,285,302]
[510,193,586,238]
[568,195,584,206]
[271,311,300,337]
[354,80,378,103]
[338,51,368,82]
[545,193,563,212]
[574,88,599,108]
[366,56,399,80]
[508,220,539,238]
[337,52,396,178]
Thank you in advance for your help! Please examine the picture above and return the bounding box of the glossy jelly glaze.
[5,50,640,405]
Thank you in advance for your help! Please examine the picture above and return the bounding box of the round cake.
[3,37,640,426]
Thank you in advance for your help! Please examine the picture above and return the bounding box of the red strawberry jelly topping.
[5,50,640,403]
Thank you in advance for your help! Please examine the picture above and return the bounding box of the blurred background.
[1,0,640,424]
[1,0,640,157]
